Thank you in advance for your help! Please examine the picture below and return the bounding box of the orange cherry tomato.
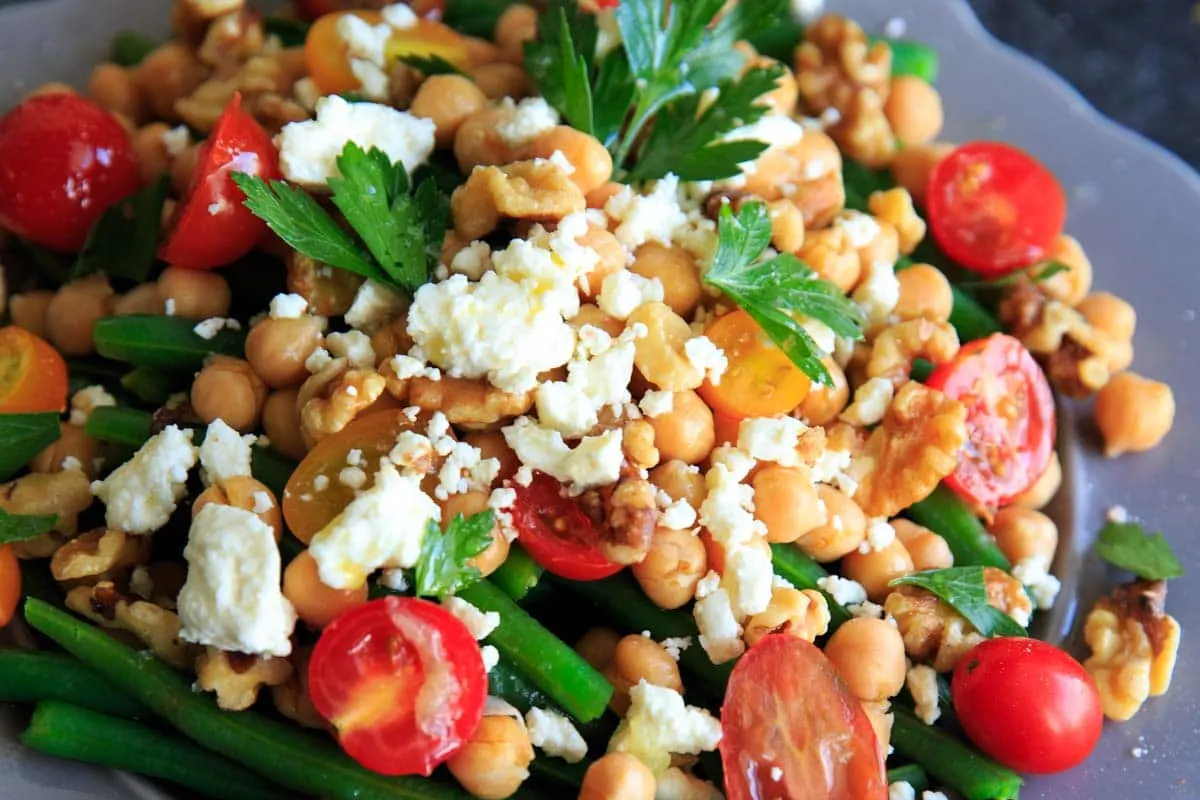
[697,309,811,418]
[0,545,20,628]
[712,410,744,447]
[0,326,68,414]
[384,19,470,68]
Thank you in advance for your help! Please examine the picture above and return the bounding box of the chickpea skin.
[11,291,56,339]
[1011,451,1062,510]
[130,122,173,183]
[1094,372,1175,457]
[409,75,487,149]
[469,62,531,100]
[445,714,534,800]
[891,519,953,571]
[245,317,325,389]
[605,634,683,715]
[1076,292,1136,342]
[795,486,866,562]
[647,390,714,465]
[629,243,703,319]
[191,356,268,432]
[45,276,115,356]
[987,507,1058,566]
[648,460,707,508]
[283,550,368,629]
[576,627,621,672]
[894,264,954,323]
[753,465,826,543]
[493,4,538,64]
[579,753,656,800]
[158,266,231,318]
[890,142,954,206]
[526,126,614,196]
[112,282,163,316]
[632,527,707,610]
[795,358,849,425]
[134,42,207,121]
[884,76,944,145]
[841,538,916,602]
[823,618,907,701]
[261,389,307,460]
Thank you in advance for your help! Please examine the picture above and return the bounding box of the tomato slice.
[308,596,486,776]
[509,472,623,581]
[159,93,280,270]
[697,309,811,418]
[0,326,68,414]
[721,635,887,800]
[926,333,1055,511]
[926,141,1066,277]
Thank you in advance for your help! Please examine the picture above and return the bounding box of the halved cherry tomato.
[283,409,431,544]
[697,309,811,418]
[0,545,20,628]
[0,93,139,252]
[953,637,1102,774]
[0,326,69,414]
[926,141,1066,277]
[159,94,279,270]
[309,596,486,776]
[509,471,623,581]
[721,635,887,800]
[926,333,1054,511]
[384,18,470,67]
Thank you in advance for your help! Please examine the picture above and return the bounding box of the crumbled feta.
[60,456,84,472]
[889,782,917,800]
[639,390,674,418]
[698,449,765,550]
[693,572,745,664]
[811,446,853,484]
[660,637,692,661]
[526,707,588,763]
[597,270,665,321]
[547,149,576,176]
[345,280,406,331]
[481,644,499,672]
[835,211,883,249]
[841,377,894,427]
[326,331,376,368]
[305,347,334,373]
[252,491,274,514]
[164,298,177,316]
[69,385,116,426]
[193,317,241,340]
[379,568,409,592]
[177,504,296,657]
[308,461,440,589]
[660,497,697,531]
[435,439,499,500]
[269,293,309,319]
[391,354,442,382]
[860,518,896,553]
[161,125,190,157]
[1013,556,1061,611]
[722,544,774,618]
[535,381,597,439]
[608,681,722,774]
[853,260,901,327]
[800,316,837,356]
[723,114,806,171]
[818,575,869,606]
[442,596,500,640]
[336,14,391,99]
[604,175,688,252]
[923,793,950,800]
[198,419,255,486]
[278,96,435,186]
[92,425,197,534]
[655,767,722,800]
[495,97,560,145]
[737,416,810,467]
[338,466,368,489]
[447,241,493,281]
[849,600,885,619]
[380,2,417,28]
[503,418,624,490]
[684,336,727,385]
[907,664,941,725]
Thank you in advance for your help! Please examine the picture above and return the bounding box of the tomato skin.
[953,637,1103,774]
[509,472,623,581]
[309,596,486,776]
[721,635,888,800]
[0,94,139,252]
[159,94,279,270]
[698,309,811,419]
[0,545,20,628]
[927,333,1054,512]
[0,326,69,414]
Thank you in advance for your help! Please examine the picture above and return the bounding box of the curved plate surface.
[3,0,1199,797]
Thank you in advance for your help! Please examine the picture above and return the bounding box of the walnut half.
[65,582,196,669]
[195,647,293,711]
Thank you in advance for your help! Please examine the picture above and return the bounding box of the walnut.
[744,587,831,647]
[866,319,960,386]
[579,465,657,565]
[884,585,985,672]
[50,528,153,585]
[298,360,388,447]
[370,316,416,364]
[1084,580,1181,721]
[3,469,94,558]
[195,647,293,711]
[983,566,1033,628]
[406,375,533,430]
[245,92,311,134]
[854,383,966,518]
[197,8,264,71]
[868,188,926,255]
[796,226,861,293]
[287,251,365,317]
[795,15,892,114]
[271,646,327,729]
[828,89,897,169]
[65,582,196,669]
[451,161,586,240]
[621,419,660,471]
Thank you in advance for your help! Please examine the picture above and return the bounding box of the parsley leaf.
[0,507,58,545]
[0,413,61,482]
[683,0,787,89]
[525,0,596,134]
[414,511,496,599]
[1095,521,1184,581]
[73,176,168,282]
[397,54,464,77]
[892,567,1028,638]
[704,203,865,385]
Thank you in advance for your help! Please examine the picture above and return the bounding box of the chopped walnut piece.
[866,318,960,387]
[868,188,926,255]
[195,647,293,711]
[196,8,264,72]
[298,360,388,447]
[983,566,1033,628]
[621,419,660,471]
[3,470,94,558]
[50,528,153,585]
[884,585,985,673]
[406,375,533,430]
[451,160,585,240]
[65,582,197,669]
[795,15,892,114]
[576,465,657,566]
[287,251,365,317]
[828,89,896,169]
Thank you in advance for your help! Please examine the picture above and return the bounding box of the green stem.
[21,702,291,800]
[488,543,544,602]
[891,706,1022,800]
[769,543,851,629]
[906,485,1010,570]
[885,764,929,792]
[0,650,147,719]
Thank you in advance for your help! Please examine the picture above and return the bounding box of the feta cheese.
[177,504,296,657]
[441,596,500,640]
[693,572,745,664]
[481,644,500,672]
[860,518,896,553]
[164,298,177,316]
[684,336,727,385]
[448,241,493,281]
[161,125,190,157]
[853,260,901,327]
[655,767,723,800]
[737,416,810,467]
[597,270,665,321]
[835,211,882,248]
[604,175,689,251]
[923,793,950,800]
[379,568,409,592]
[639,390,674,418]
[69,385,116,426]
[660,637,692,661]
[888,782,917,800]
[193,317,241,340]
[698,449,765,549]
[92,425,197,534]
[278,96,435,186]
[547,149,576,176]
[906,664,941,725]
[536,327,639,436]
[526,707,588,763]
[60,456,83,473]
[841,377,894,427]
[338,466,368,489]
[345,280,405,331]
[659,497,697,531]
[496,97,560,145]
[380,2,417,28]
[252,491,274,514]
[722,544,774,618]
[198,419,255,485]
[326,330,376,368]
[390,354,442,382]
[503,417,624,490]
[535,381,597,439]
[849,600,885,619]
[723,114,806,172]
[269,293,310,319]
[1013,556,1062,611]
[305,346,334,373]
[308,461,440,588]
[608,681,722,774]
[818,575,869,606]
[435,439,499,500]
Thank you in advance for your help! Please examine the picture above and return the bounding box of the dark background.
[968,0,1199,169]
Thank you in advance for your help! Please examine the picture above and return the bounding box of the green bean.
[906,485,1010,570]
[84,406,153,447]
[487,657,556,713]
[23,598,469,800]
[120,367,184,406]
[457,581,612,722]
[891,706,1022,800]
[21,702,291,800]
[93,314,245,370]
[110,30,157,67]
[0,412,60,481]
[769,543,851,629]
[885,764,929,792]
[0,650,146,719]
[877,37,940,83]
[488,543,544,602]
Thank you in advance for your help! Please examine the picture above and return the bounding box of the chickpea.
[570,303,625,340]
[245,317,325,390]
[799,228,860,293]
[462,35,501,66]
[1076,292,1136,342]
[1094,372,1175,457]
[454,106,521,171]
[193,476,283,540]
[647,390,714,465]
[823,617,907,701]
[854,221,900,274]
[841,538,915,601]
[1011,451,1061,510]
[262,389,307,460]
[494,4,538,64]
[894,264,953,323]
[890,142,954,206]
[744,586,830,647]
[605,634,683,715]
[891,519,953,571]
[31,423,99,478]
[443,491,510,577]
[88,62,146,124]
[579,753,656,800]
[283,550,369,629]
[648,460,706,508]
[631,527,707,610]
[158,266,230,318]
[629,243,703,319]
[576,627,621,672]
[793,486,863,562]
[987,507,1058,566]
[463,430,519,481]
[10,292,55,338]
[586,181,624,211]
[446,714,534,800]
[884,76,944,145]
[578,225,627,300]
[468,62,531,100]
[1038,234,1093,306]
[754,57,798,115]
[112,282,163,316]
[191,355,268,432]
[767,198,805,253]
[627,303,703,391]
[135,42,207,120]
[526,126,613,196]
[795,357,848,425]
[753,465,826,543]
[45,276,115,356]
[409,75,487,149]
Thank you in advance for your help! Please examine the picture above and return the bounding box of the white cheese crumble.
[448,241,493,281]
[835,210,883,249]
[338,466,368,489]
[853,260,901,328]
[164,298,176,316]
[659,496,697,531]
[1012,556,1061,611]
[441,596,500,640]
[252,491,274,514]
[655,767,722,800]
[597,270,665,321]
[907,664,941,725]
[660,637,692,661]
[638,390,674,418]
[526,707,588,764]
[684,336,728,385]
[391,354,442,382]
[841,376,894,427]
[69,385,116,426]
[326,330,376,368]
[889,782,916,800]
[161,125,190,157]
[198,419,255,486]
[859,518,896,553]
[736,416,811,467]
[608,680,722,775]
[91,425,197,534]
[923,793,951,800]
[193,317,241,340]
[60,456,84,473]
[693,571,745,664]
[305,347,334,374]
[269,293,309,319]
[481,644,499,672]
[604,174,689,252]
[345,280,406,332]
[818,575,869,606]
[495,97,560,145]
[503,418,624,490]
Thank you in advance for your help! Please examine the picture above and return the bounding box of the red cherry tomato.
[308,596,486,776]
[508,472,623,581]
[926,333,1054,511]
[721,636,888,800]
[926,141,1066,277]
[0,93,139,252]
[953,637,1103,774]
[159,93,279,270]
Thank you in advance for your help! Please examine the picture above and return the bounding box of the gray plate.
[3,0,1199,797]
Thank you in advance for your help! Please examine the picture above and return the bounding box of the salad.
[0,0,1184,798]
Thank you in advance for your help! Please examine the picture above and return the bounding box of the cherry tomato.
[953,637,1103,774]
[0,326,69,414]
[309,596,486,776]
[926,333,1055,511]
[926,141,1066,277]
[159,94,279,270]
[0,93,139,252]
[721,635,888,800]
[509,472,623,581]
[0,545,20,628]
[697,309,811,419]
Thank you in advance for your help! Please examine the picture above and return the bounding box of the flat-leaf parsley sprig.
[704,202,866,386]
